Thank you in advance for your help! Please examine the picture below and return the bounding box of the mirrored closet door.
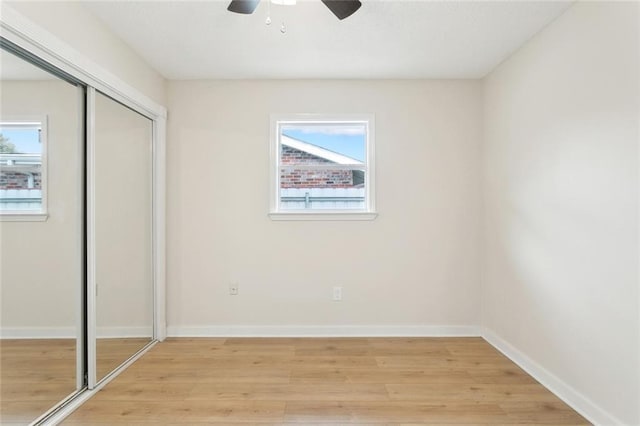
[91,90,154,384]
[0,45,85,425]
[0,35,162,425]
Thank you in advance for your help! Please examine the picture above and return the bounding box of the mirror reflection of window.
[0,120,46,212]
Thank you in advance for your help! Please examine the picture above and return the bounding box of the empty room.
[0,0,638,425]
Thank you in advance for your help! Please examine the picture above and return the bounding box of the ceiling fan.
[227,0,362,20]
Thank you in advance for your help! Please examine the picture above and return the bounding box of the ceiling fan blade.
[321,0,362,20]
[227,0,261,14]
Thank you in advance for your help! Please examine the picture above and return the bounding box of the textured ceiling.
[84,0,572,80]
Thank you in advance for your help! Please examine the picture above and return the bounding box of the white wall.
[166,80,483,333]
[0,80,82,334]
[482,2,639,424]
[3,1,166,106]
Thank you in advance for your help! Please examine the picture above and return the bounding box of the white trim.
[86,87,97,390]
[167,325,481,338]
[0,326,152,339]
[96,327,154,338]
[269,212,378,221]
[38,341,157,426]
[0,213,48,221]
[153,117,167,342]
[366,114,376,214]
[482,328,623,426]
[74,84,85,391]
[0,327,77,339]
[29,389,83,426]
[280,164,365,171]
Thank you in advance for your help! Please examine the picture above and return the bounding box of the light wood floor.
[1,338,150,425]
[1,339,77,425]
[61,337,590,425]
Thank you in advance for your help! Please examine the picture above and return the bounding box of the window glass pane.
[281,123,366,165]
[0,124,43,211]
[280,168,365,210]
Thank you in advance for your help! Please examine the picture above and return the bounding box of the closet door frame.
[0,2,167,418]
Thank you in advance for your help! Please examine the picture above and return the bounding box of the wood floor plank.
[289,367,477,384]
[289,367,352,383]
[282,401,354,423]
[115,366,292,384]
[1,383,80,402]
[376,355,516,369]
[144,343,295,358]
[87,382,196,401]
[287,355,379,369]
[283,401,509,424]
[185,383,390,401]
[223,338,300,346]
[468,366,540,384]
[386,383,559,402]
[348,401,509,424]
[64,400,286,424]
[116,356,297,370]
[347,368,478,385]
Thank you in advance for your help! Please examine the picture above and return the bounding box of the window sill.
[0,213,49,222]
[269,212,378,221]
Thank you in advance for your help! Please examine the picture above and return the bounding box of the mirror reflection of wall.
[0,47,84,424]
[93,91,154,383]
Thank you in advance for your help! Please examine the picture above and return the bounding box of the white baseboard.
[482,328,622,426]
[0,327,76,339]
[167,324,481,338]
[96,326,154,338]
[0,326,152,339]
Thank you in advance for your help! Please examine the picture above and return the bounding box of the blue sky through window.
[282,123,366,162]
[0,128,41,154]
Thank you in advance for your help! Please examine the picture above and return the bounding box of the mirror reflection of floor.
[96,338,152,381]
[0,337,151,425]
[1,339,77,425]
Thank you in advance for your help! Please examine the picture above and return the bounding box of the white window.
[270,114,376,220]
[0,117,48,220]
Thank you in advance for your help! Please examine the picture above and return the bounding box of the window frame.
[269,113,377,221]
[0,115,48,221]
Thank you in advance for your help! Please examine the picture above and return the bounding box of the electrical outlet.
[229,282,239,296]
[332,286,342,301]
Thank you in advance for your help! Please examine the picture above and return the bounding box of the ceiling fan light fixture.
[271,0,296,5]
[227,0,361,20]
